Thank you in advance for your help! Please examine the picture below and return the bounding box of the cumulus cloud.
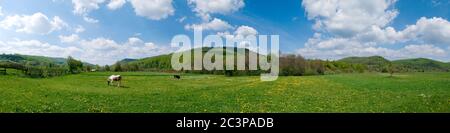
[217,25,258,39]
[298,33,448,61]
[59,34,80,43]
[188,0,244,21]
[297,17,450,59]
[177,16,187,23]
[83,16,99,23]
[77,37,174,65]
[298,0,450,61]
[130,0,174,20]
[302,0,398,37]
[0,6,3,16]
[298,42,447,61]
[400,17,450,45]
[0,39,82,58]
[107,0,126,10]
[234,25,258,37]
[216,25,262,53]
[185,0,245,35]
[72,0,105,15]
[0,12,67,34]
[72,0,173,21]
[74,25,85,33]
[402,44,446,57]
[71,0,107,23]
[185,18,233,31]
[1,37,175,65]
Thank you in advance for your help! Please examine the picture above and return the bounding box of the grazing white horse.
[107,75,122,87]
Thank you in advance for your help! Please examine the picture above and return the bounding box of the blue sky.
[0,0,449,65]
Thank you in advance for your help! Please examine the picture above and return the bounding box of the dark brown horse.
[173,75,181,79]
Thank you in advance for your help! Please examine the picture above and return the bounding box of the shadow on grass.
[107,85,130,88]
[384,75,401,79]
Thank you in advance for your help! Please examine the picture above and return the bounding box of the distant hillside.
[0,54,94,67]
[338,56,390,71]
[0,54,66,66]
[117,58,138,64]
[115,47,263,73]
[393,58,450,72]
[338,56,449,72]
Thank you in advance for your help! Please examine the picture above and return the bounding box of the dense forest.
[1,47,449,78]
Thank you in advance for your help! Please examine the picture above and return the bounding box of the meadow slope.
[0,72,449,112]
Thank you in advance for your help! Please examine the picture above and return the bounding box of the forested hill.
[114,49,450,74]
[112,47,261,71]
[392,58,450,72]
[0,54,96,78]
[0,54,67,66]
[339,56,449,72]
[338,56,390,72]
[0,54,93,67]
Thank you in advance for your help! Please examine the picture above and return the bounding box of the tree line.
[104,54,379,76]
[0,56,100,78]
[0,53,411,78]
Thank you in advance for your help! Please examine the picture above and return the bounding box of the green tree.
[114,63,122,72]
[67,56,83,74]
[387,63,397,77]
[86,65,92,72]
[104,65,110,71]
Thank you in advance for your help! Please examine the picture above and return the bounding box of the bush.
[67,56,83,74]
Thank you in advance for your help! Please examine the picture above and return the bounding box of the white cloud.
[298,0,450,61]
[0,12,68,34]
[83,16,99,23]
[59,34,80,43]
[133,32,142,36]
[74,25,85,33]
[72,0,106,15]
[400,17,450,45]
[298,34,448,61]
[185,0,245,35]
[185,18,233,31]
[130,0,174,20]
[72,0,173,21]
[217,25,258,40]
[1,37,175,65]
[107,0,126,10]
[302,0,398,37]
[0,6,3,16]
[188,0,244,20]
[354,17,450,45]
[0,39,82,58]
[401,44,446,57]
[234,25,258,37]
[353,26,402,44]
[216,25,261,53]
[71,0,106,23]
[177,16,187,23]
[77,37,174,65]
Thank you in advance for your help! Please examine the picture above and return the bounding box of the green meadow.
[0,71,449,113]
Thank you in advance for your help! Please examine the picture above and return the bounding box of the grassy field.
[0,71,449,112]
